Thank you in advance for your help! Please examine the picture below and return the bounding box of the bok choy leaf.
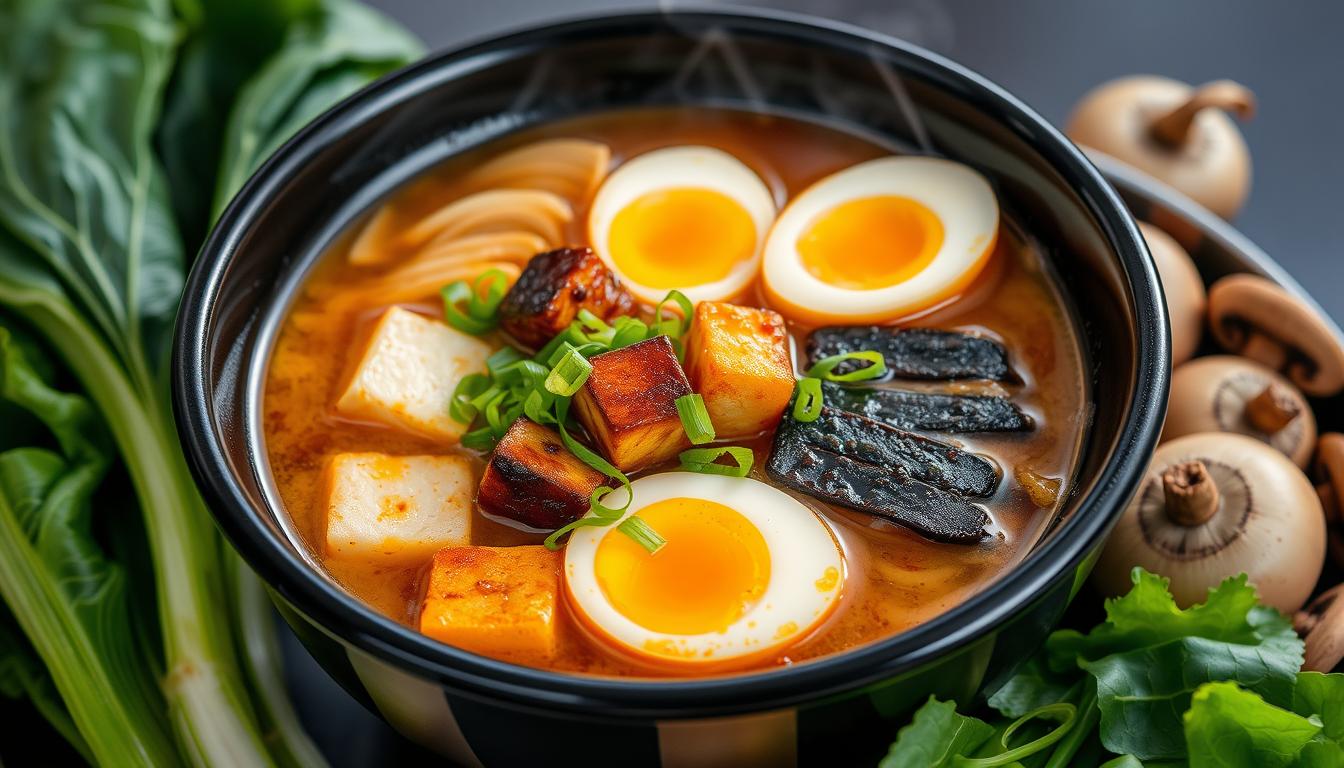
[0,325,179,765]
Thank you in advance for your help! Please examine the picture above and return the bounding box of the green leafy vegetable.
[0,327,179,765]
[885,570,1341,767]
[1050,571,1302,760]
[206,0,423,221]
[1183,682,1320,768]
[1,597,91,763]
[0,0,420,762]
[880,696,996,768]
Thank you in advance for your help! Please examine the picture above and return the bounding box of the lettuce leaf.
[879,697,994,768]
[1184,682,1322,768]
[1048,570,1303,760]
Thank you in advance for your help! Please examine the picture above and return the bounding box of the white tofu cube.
[324,453,474,563]
[336,306,490,443]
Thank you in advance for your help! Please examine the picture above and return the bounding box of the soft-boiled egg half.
[763,156,999,324]
[587,146,776,304]
[564,473,844,667]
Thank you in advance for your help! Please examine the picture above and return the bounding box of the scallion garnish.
[436,283,695,552]
[542,399,665,554]
[610,316,651,349]
[544,345,593,396]
[793,377,824,422]
[675,393,715,444]
[449,373,491,423]
[806,350,888,382]
[653,289,694,338]
[678,446,754,477]
[486,345,526,374]
[440,269,509,335]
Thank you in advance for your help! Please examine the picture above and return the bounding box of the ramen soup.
[263,108,1086,677]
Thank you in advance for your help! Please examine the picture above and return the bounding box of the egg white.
[563,473,845,666]
[762,156,999,322]
[586,146,776,304]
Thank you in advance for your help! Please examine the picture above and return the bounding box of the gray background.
[297,0,1344,763]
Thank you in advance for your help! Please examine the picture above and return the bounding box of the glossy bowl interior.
[173,8,1167,756]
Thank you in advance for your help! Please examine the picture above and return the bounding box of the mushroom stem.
[1241,331,1290,371]
[1162,461,1220,526]
[1149,80,1256,147]
[1246,384,1302,433]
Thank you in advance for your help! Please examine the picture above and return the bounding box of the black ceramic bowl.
[173,10,1167,767]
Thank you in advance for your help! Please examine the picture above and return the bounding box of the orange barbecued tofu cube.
[419,545,561,659]
[573,335,691,472]
[477,418,605,530]
[683,302,795,437]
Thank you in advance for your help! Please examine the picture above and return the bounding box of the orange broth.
[261,107,1087,677]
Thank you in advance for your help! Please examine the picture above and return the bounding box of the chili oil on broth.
[261,107,1087,677]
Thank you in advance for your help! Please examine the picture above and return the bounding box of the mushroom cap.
[1207,273,1344,397]
[1163,355,1316,467]
[1066,76,1252,219]
[1314,433,1344,567]
[1139,222,1206,365]
[1296,584,1344,673]
[1095,432,1324,613]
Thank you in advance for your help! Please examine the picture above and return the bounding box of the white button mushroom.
[1067,77,1254,219]
[1207,274,1344,397]
[1139,222,1205,366]
[1094,432,1325,614]
[1164,355,1316,468]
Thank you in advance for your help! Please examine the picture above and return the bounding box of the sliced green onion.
[675,393,715,444]
[793,378,823,422]
[469,269,509,319]
[805,350,888,382]
[449,373,491,423]
[542,400,663,554]
[522,389,557,425]
[610,316,651,349]
[441,269,509,335]
[461,425,499,451]
[467,383,503,413]
[533,324,585,364]
[494,359,548,388]
[678,446,754,477]
[544,346,593,396]
[653,289,694,338]
[617,516,667,554]
[486,346,526,374]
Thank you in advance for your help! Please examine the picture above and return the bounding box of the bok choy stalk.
[0,0,271,761]
[0,0,420,764]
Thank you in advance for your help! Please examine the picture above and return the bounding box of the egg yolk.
[797,195,944,290]
[593,497,770,635]
[607,188,757,289]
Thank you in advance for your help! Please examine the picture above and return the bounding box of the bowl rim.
[173,6,1169,718]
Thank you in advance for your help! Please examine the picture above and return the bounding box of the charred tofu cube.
[419,546,561,658]
[324,453,473,564]
[497,246,635,348]
[336,306,491,443]
[478,418,605,530]
[683,302,795,437]
[573,335,691,472]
